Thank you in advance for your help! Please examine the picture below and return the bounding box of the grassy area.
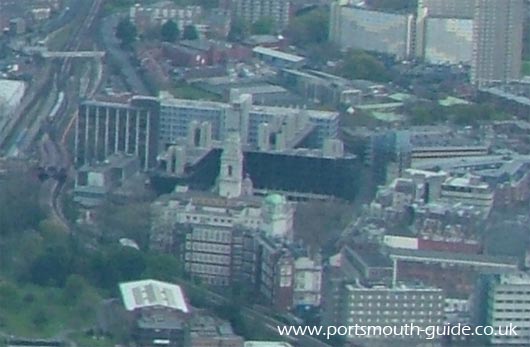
[523,61,530,76]
[0,282,101,338]
[69,331,115,347]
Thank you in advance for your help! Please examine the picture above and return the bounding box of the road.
[99,13,151,95]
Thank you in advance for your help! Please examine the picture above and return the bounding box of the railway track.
[30,0,105,230]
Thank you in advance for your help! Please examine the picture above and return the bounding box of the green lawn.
[0,282,101,338]
[69,331,115,347]
[522,61,530,76]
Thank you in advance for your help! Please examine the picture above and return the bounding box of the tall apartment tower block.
[416,0,524,85]
[471,0,524,86]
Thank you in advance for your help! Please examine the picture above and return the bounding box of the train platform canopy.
[0,79,26,112]
[245,342,294,347]
[119,279,190,313]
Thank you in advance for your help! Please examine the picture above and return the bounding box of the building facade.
[471,0,524,86]
[75,97,160,170]
[231,0,291,30]
[323,278,445,340]
[423,17,473,65]
[440,175,494,215]
[129,3,202,32]
[474,272,530,345]
[159,93,338,150]
[330,4,415,59]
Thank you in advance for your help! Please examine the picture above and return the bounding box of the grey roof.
[345,246,393,268]
[389,248,519,268]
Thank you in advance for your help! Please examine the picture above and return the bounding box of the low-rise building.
[390,248,519,298]
[252,47,305,69]
[341,245,394,287]
[162,40,251,67]
[323,278,445,341]
[73,153,140,207]
[440,175,494,215]
[119,279,191,347]
[129,2,202,33]
[189,312,244,347]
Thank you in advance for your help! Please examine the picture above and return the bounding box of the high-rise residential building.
[231,0,291,30]
[415,0,475,60]
[422,17,474,65]
[471,0,524,86]
[473,272,530,345]
[416,0,524,83]
[417,0,475,19]
[329,3,415,60]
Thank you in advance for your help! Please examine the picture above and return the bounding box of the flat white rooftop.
[0,79,26,104]
[119,279,190,313]
[499,272,530,285]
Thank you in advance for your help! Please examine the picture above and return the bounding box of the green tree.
[182,24,199,40]
[287,8,329,46]
[108,247,146,282]
[29,245,72,286]
[116,18,137,47]
[39,218,68,234]
[0,174,45,236]
[143,253,182,281]
[161,20,180,42]
[97,202,151,249]
[337,50,391,82]
[228,17,248,42]
[251,17,275,35]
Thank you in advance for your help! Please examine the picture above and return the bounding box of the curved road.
[99,14,151,95]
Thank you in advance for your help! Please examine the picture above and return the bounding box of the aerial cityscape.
[1,0,530,347]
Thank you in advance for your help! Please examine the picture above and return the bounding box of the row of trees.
[407,102,508,126]
[227,16,276,42]
[116,19,199,47]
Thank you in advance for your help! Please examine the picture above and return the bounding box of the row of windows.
[494,300,530,304]
[187,262,230,276]
[350,294,442,300]
[349,310,441,316]
[346,317,443,324]
[186,252,231,265]
[350,302,442,308]
[185,214,236,225]
[186,241,231,254]
[493,317,530,322]
[496,291,530,295]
